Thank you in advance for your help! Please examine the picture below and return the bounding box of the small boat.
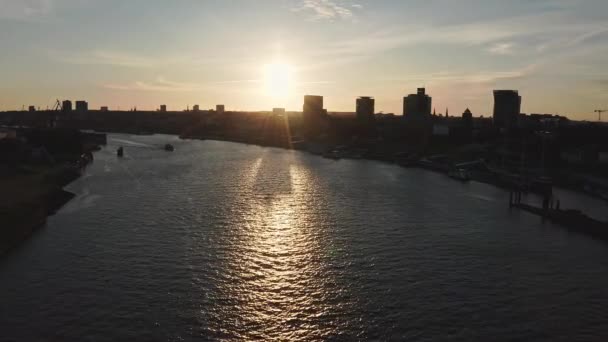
[322,150,341,160]
[117,146,124,157]
[448,168,471,182]
[164,144,174,152]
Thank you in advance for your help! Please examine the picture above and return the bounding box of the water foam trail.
[110,138,154,148]
[60,188,102,214]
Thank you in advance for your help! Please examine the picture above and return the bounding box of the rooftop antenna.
[594,109,607,122]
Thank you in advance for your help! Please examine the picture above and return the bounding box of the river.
[1,134,608,341]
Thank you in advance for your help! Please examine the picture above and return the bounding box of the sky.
[0,0,607,120]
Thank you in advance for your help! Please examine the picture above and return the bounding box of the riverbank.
[0,128,104,256]
[0,165,81,255]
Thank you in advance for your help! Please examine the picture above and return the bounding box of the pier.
[510,190,608,241]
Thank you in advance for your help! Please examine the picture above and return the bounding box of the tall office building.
[403,88,432,120]
[76,101,88,112]
[303,95,324,118]
[62,100,72,112]
[356,97,375,122]
[303,95,326,137]
[216,105,225,114]
[493,90,521,128]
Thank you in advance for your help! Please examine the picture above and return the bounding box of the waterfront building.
[100,106,109,112]
[160,105,167,112]
[273,108,286,116]
[303,95,327,137]
[462,108,473,125]
[216,105,225,114]
[403,88,432,120]
[356,97,375,123]
[303,95,324,117]
[76,101,88,113]
[62,100,72,112]
[28,106,36,112]
[493,90,521,128]
[193,105,200,112]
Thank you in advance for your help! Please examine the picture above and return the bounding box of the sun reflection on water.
[200,154,355,340]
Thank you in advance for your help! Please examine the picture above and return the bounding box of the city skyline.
[1,0,607,119]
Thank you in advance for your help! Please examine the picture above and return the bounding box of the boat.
[117,146,124,157]
[322,150,341,160]
[448,168,471,182]
[164,144,174,152]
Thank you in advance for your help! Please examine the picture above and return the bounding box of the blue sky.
[0,0,607,119]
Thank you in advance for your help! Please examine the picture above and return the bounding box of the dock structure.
[510,190,608,241]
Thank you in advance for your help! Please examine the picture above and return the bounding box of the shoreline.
[0,166,80,256]
[0,129,104,257]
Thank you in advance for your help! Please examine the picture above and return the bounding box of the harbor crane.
[595,109,607,122]
[52,99,62,111]
[47,99,63,128]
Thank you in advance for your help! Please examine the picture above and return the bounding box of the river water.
[2,134,608,341]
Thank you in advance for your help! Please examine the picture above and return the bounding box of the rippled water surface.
[2,134,608,341]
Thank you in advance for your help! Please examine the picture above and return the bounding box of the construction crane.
[52,99,62,111]
[48,99,63,128]
[595,109,607,122]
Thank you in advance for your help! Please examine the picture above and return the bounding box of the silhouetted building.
[28,106,36,112]
[193,105,200,112]
[160,105,167,112]
[62,100,72,112]
[100,106,109,112]
[403,88,432,120]
[493,90,521,128]
[461,108,474,143]
[216,105,225,114]
[273,108,286,116]
[303,95,327,137]
[76,101,88,113]
[356,97,375,122]
[303,95,324,120]
[462,108,473,126]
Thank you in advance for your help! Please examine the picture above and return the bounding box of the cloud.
[403,65,535,85]
[594,79,608,89]
[102,77,206,92]
[0,0,53,20]
[50,49,159,68]
[48,49,229,69]
[302,9,608,74]
[488,42,515,55]
[293,0,359,21]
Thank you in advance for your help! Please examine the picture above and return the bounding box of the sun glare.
[263,62,294,98]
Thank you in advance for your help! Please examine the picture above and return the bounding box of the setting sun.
[263,62,294,98]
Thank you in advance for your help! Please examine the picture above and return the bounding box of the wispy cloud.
[488,42,515,55]
[102,77,206,92]
[0,0,53,20]
[48,49,230,69]
[293,0,360,21]
[388,65,536,85]
[306,10,608,72]
[50,49,159,68]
